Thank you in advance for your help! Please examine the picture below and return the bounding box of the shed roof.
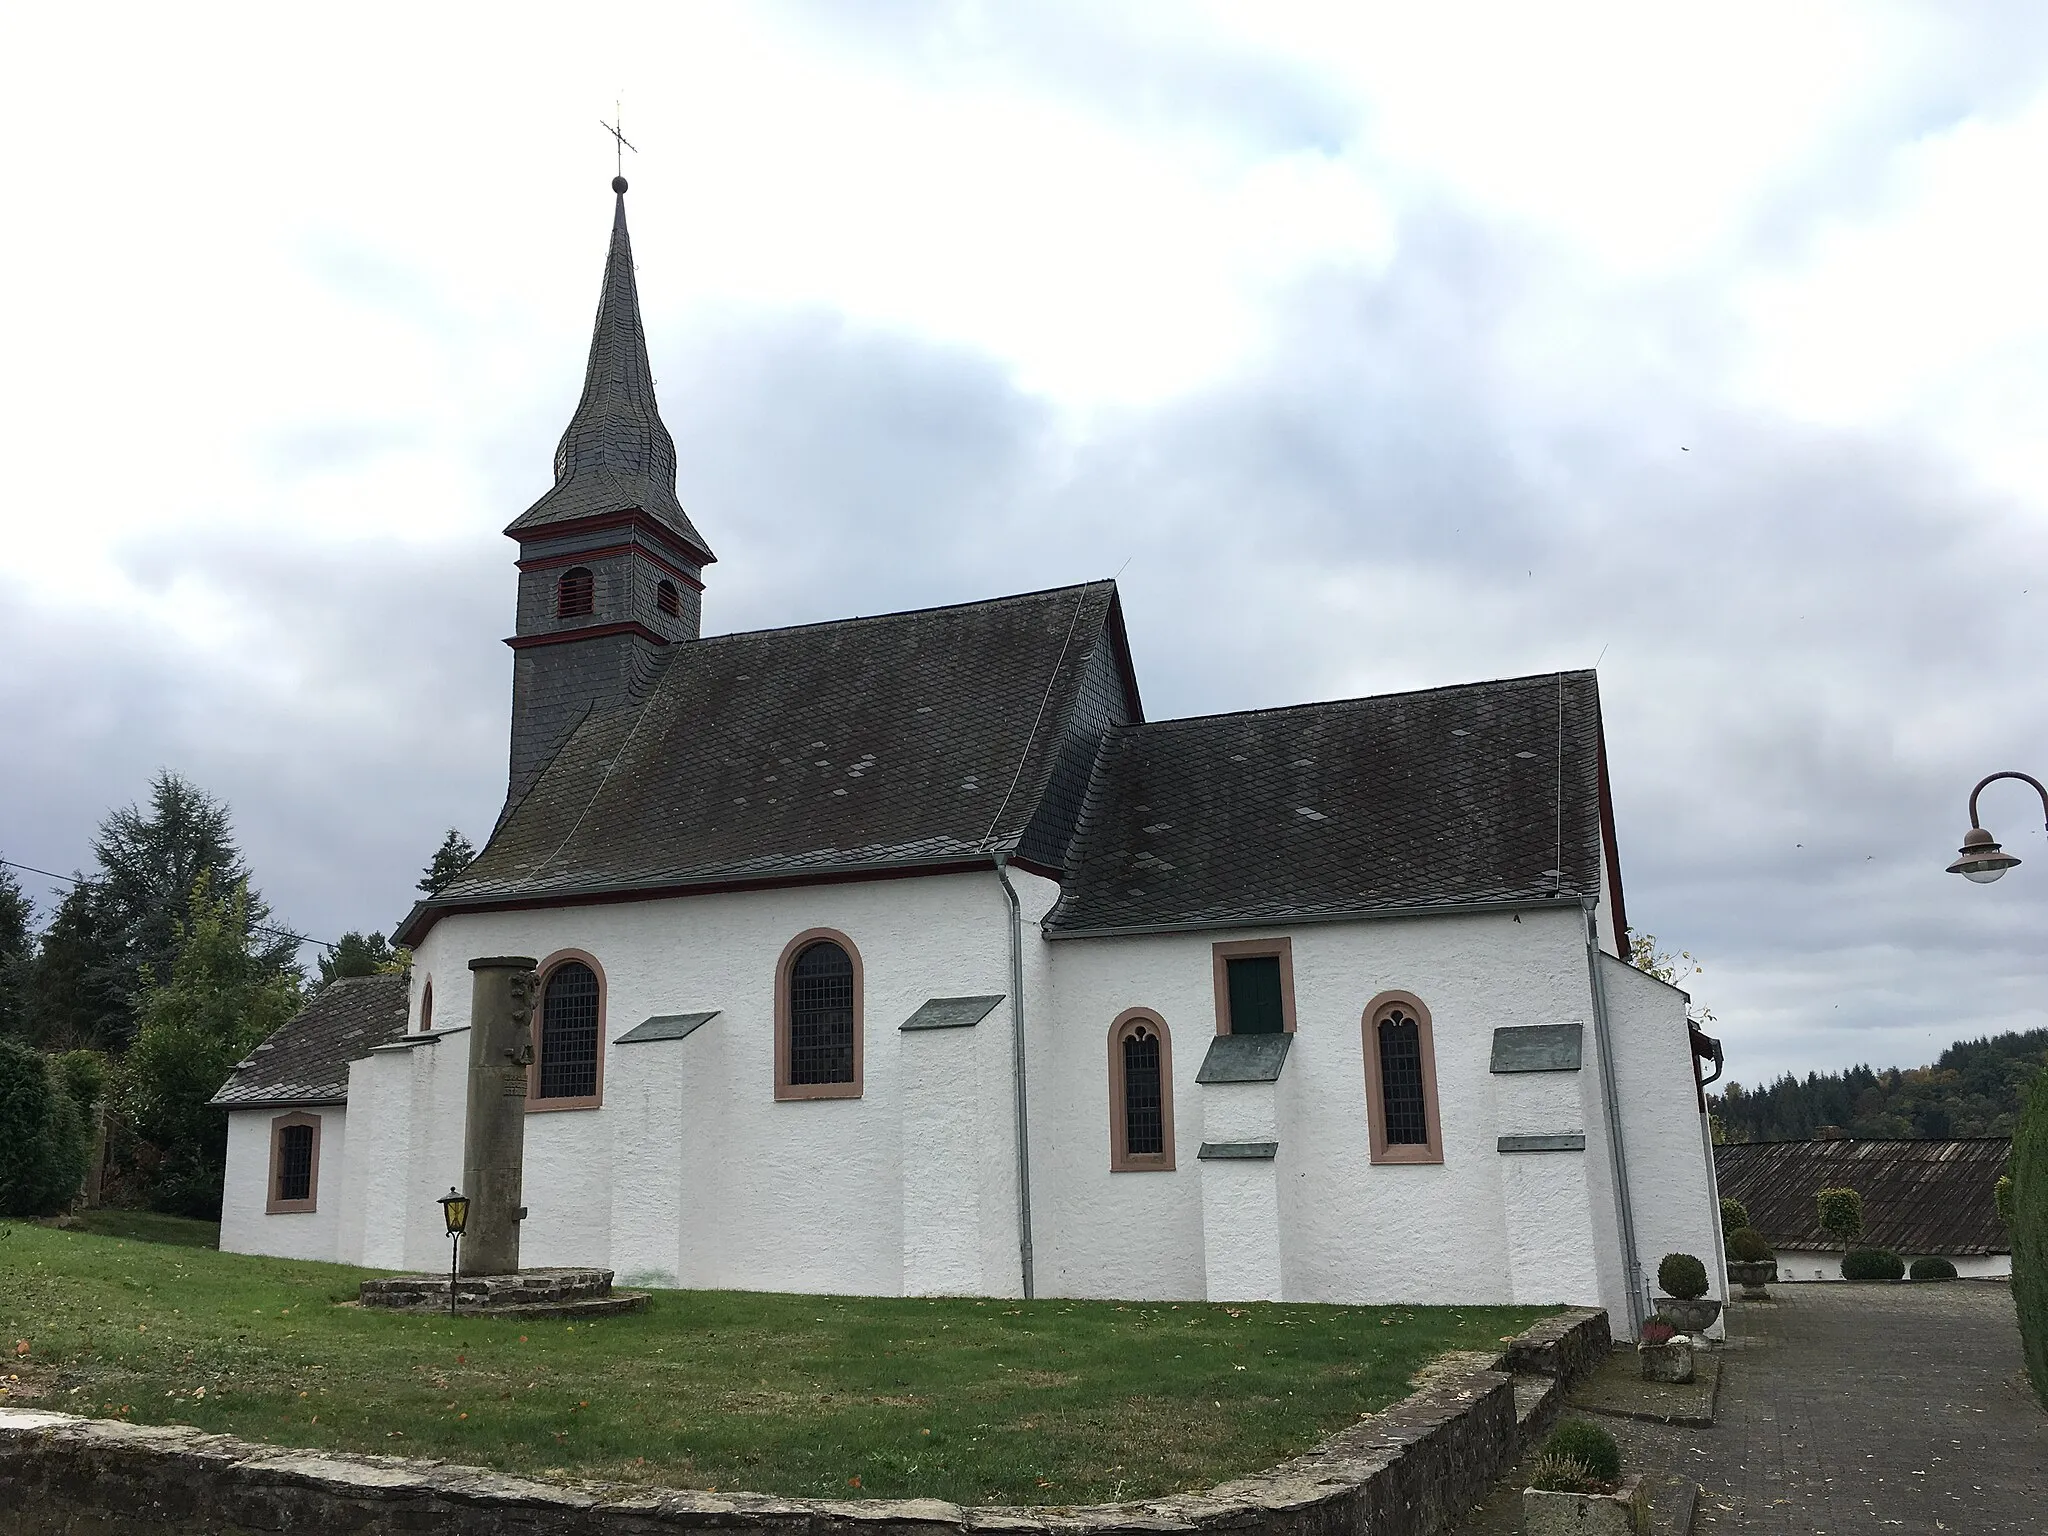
[209,975,409,1109]
[1714,1137,2011,1257]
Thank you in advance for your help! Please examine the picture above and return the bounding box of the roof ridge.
[691,580,1115,648]
[1112,668,1598,735]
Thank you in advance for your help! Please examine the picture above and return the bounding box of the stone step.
[359,1267,627,1313]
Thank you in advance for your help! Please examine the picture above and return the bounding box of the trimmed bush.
[2013,1072,2048,1409]
[1727,1225,1774,1263]
[1842,1246,1905,1281]
[1817,1187,1864,1246]
[1721,1197,1750,1233]
[1541,1418,1621,1484]
[1909,1256,1957,1281]
[1657,1251,1709,1300]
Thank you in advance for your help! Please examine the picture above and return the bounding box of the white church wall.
[1492,1065,1603,1307]
[1037,905,1604,1306]
[219,1107,347,1262]
[406,869,1024,1294]
[1599,954,1726,1329]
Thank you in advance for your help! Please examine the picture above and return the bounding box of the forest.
[1710,1026,2048,1142]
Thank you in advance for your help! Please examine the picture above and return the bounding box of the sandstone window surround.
[417,976,433,1033]
[1211,936,1296,1035]
[775,929,864,1101]
[1361,990,1444,1165]
[266,1112,321,1214]
[529,951,605,1111]
[1108,1008,1176,1171]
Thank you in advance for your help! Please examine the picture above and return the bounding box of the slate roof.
[1714,1137,2011,1257]
[1045,670,1605,934]
[209,975,409,1109]
[404,582,1129,929]
[504,185,714,565]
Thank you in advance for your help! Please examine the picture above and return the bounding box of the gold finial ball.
[612,175,629,194]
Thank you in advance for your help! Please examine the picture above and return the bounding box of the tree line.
[1710,1027,2048,1143]
[0,770,474,1218]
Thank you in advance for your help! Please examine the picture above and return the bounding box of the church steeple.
[504,177,714,566]
[500,178,714,811]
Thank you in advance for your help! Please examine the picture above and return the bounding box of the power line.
[0,858,339,953]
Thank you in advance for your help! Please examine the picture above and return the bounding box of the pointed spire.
[506,178,714,565]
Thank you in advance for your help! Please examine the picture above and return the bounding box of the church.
[213,177,1725,1335]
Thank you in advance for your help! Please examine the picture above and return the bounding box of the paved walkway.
[1699,1283,2047,1534]
[1451,1282,2046,1536]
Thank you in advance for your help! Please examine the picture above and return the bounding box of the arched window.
[267,1113,321,1213]
[1361,991,1443,1165]
[556,566,595,618]
[1108,1009,1175,1170]
[774,929,863,1100]
[656,579,681,617]
[531,953,604,1109]
[418,977,434,1033]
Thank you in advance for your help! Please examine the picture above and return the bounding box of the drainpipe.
[994,853,1037,1299]
[1584,899,1646,1337]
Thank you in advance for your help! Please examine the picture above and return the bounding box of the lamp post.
[439,1188,469,1317]
[1946,772,2048,884]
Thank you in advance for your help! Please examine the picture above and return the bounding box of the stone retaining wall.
[0,1310,1609,1536]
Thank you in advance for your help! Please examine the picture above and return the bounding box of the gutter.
[993,853,1037,1299]
[1042,892,1584,941]
[1583,899,1646,1337]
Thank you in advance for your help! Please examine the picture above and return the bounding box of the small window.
[418,977,433,1033]
[656,579,681,617]
[775,929,864,1100]
[267,1113,320,1213]
[1108,1010,1175,1170]
[1212,937,1296,1035]
[531,956,603,1107]
[1361,991,1444,1165]
[557,566,595,618]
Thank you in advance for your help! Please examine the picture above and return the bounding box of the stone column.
[461,956,538,1276]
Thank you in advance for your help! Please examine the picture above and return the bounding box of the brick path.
[1698,1283,2048,1534]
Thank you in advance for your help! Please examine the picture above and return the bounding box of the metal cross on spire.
[600,104,638,185]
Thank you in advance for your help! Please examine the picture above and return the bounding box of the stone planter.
[1523,1474,1648,1534]
[1637,1337,1694,1383]
[1653,1295,1721,1333]
[1727,1259,1776,1300]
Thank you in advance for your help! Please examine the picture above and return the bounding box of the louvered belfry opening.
[789,940,856,1084]
[1377,1010,1430,1144]
[556,566,595,618]
[539,961,601,1099]
[656,579,681,616]
[1122,1025,1164,1155]
[276,1124,314,1203]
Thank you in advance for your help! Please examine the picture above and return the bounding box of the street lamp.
[1947,772,2048,884]
[439,1187,469,1317]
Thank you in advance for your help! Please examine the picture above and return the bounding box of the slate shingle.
[208,975,409,1108]
[404,582,1126,932]
[1046,670,1606,934]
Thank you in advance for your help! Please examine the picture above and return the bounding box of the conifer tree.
[0,861,34,1042]
[417,828,477,897]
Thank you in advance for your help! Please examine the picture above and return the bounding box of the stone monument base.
[358,1267,648,1319]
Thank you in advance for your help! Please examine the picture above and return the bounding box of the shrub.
[1841,1247,1904,1281]
[1540,1418,1620,1484]
[2012,1072,2048,1409]
[1909,1256,1957,1281]
[1528,1454,1603,1495]
[1721,1197,1750,1233]
[1656,1252,1709,1300]
[0,1039,91,1216]
[1816,1187,1864,1247]
[1639,1317,1677,1345]
[1727,1225,1774,1263]
[1997,1173,2014,1228]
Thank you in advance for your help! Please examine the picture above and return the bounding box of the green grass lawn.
[0,1222,1547,1505]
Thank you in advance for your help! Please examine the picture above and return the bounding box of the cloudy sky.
[6,1,2048,1087]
